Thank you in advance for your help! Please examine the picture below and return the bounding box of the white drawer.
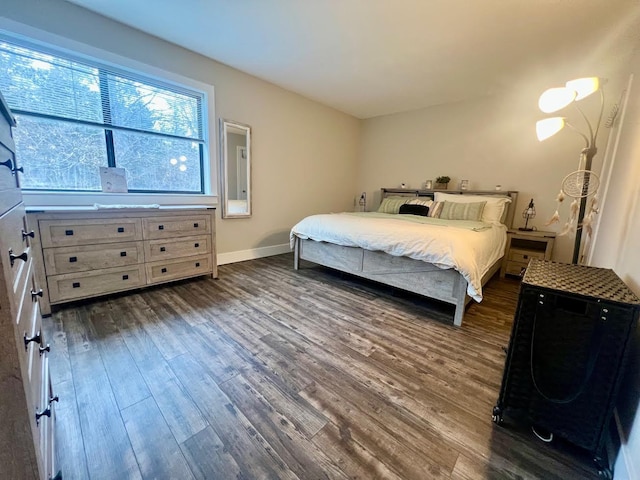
[48,264,147,303]
[0,144,20,216]
[143,214,211,240]
[146,253,212,284]
[144,235,210,262]
[0,204,31,300]
[43,241,144,275]
[39,218,143,248]
[509,248,545,264]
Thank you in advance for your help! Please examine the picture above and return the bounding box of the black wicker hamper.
[493,259,640,478]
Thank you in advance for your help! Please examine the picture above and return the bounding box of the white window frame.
[0,18,217,207]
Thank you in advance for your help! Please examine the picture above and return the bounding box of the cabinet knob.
[39,344,50,355]
[8,248,28,267]
[160,246,166,252]
[31,288,44,301]
[158,225,164,230]
[22,229,35,241]
[193,223,199,228]
[24,330,42,349]
[117,227,125,233]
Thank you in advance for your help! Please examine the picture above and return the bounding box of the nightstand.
[500,229,556,278]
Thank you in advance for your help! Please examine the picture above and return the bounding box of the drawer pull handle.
[9,249,28,267]
[117,227,125,233]
[35,405,51,423]
[65,229,74,236]
[122,274,129,280]
[31,288,44,301]
[194,223,199,228]
[69,256,77,263]
[158,225,164,230]
[24,330,42,349]
[72,282,80,288]
[195,262,200,267]
[35,396,58,424]
[161,267,167,273]
[0,158,21,175]
[160,247,166,252]
[120,251,127,257]
[194,243,199,248]
[0,158,14,171]
[39,344,50,355]
[22,229,35,241]
[523,255,528,259]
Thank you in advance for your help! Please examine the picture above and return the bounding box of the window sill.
[22,190,218,208]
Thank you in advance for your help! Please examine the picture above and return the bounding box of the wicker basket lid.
[523,259,640,305]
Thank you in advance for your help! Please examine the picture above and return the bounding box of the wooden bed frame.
[293,188,518,326]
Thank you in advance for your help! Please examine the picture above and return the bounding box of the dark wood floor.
[43,253,599,479]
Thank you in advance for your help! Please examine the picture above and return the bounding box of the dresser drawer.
[143,214,211,240]
[36,356,57,480]
[43,241,144,275]
[0,146,21,217]
[505,261,529,277]
[146,253,212,284]
[39,218,143,248]
[0,203,31,298]
[48,264,146,303]
[144,235,210,262]
[15,276,44,406]
[509,248,545,264]
[0,143,19,192]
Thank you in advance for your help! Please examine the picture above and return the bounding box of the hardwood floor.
[43,253,599,479]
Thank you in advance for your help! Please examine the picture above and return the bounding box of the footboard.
[294,237,468,326]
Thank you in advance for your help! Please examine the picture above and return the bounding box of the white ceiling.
[64,0,640,119]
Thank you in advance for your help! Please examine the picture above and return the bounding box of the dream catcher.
[546,152,600,238]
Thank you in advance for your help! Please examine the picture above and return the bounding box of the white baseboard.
[217,243,291,265]
[614,409,636,480]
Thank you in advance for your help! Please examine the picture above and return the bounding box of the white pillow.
[407,198,433,207]
[433,193,511,224]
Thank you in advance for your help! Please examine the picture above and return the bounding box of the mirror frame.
[219,118,252,218]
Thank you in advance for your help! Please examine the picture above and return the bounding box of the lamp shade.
[536,117,565,141]
[566,77,600,101]
[538,87,576,113]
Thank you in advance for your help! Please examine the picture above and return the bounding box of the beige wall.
[0,0,361,257]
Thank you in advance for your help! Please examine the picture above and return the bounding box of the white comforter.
[290,212,507,301]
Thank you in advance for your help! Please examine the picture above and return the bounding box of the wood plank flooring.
[42,253,599,479]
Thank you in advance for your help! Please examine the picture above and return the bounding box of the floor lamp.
[535,77,604,264]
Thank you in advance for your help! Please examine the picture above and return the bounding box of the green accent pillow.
[377,196,411,214]
[439,201,486,221]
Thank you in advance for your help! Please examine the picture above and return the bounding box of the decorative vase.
[434,182,448,190]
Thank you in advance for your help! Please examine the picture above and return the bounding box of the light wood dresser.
[0,93,58,478]
[27,206,217,315]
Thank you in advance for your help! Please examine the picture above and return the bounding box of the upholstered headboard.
[380,188,519,229]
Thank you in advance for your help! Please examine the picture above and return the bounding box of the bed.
[291,188,518,326]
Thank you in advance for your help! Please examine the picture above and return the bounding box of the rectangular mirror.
[220,119,251,218]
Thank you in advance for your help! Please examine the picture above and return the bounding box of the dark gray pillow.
[398,204,430,216]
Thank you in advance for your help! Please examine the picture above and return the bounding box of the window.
[0,36,207,194]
